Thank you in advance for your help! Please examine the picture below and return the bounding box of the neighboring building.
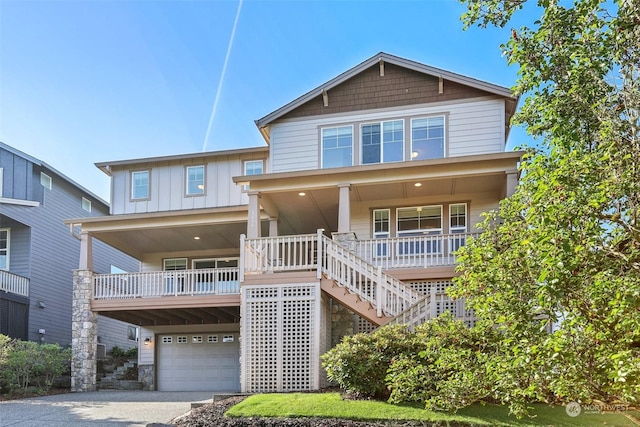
[0,142,140,354]
[68,52,522,393]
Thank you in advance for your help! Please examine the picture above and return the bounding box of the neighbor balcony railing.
[0,270,29,297]
[93,268,240,300]
[350,232,479,269]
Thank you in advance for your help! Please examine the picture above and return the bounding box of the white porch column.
[337,183,351,233]
[269,217,279,237]
[79,231,93,271]
[506,171,518,197]
[247,191,261,239]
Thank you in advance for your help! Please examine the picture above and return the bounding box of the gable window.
[82,197,92,212]
[243,160,263,191]
[131,170,150,200]
[411,116,445,160]
[186,165,205,196]
[0,229,9,270]
[321,126,353,168]
[40,172,52,190]
[362,120,403,164]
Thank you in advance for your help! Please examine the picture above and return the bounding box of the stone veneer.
[71,270,98,392]
[139,364,155,390]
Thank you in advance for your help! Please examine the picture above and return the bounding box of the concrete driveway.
[0,390,214,427]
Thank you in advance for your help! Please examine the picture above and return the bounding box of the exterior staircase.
[97,359,143,390]
[242,231,450,330]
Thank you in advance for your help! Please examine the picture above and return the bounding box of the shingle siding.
[281,63,489,120]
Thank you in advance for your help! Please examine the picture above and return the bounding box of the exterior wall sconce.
[144,337,152,345]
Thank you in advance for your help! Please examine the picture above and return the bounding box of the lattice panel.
[405,280,475,327]
[241,283,320,392]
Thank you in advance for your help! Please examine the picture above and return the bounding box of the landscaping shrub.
[0,336,71,395]
[321,324,414,398]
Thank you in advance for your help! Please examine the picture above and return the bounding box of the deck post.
[376,266,383,317]
[239,234,246,283]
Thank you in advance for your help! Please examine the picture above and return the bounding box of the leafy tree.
[451,0,640,415]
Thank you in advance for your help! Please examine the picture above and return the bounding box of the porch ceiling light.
[194,236,201,240]
[414,182,422,187]
[298,192,306,196]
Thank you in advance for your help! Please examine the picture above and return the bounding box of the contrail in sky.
[202,0,243,152]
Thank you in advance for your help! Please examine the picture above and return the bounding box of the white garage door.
[157,333,240,392]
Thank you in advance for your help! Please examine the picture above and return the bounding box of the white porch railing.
[386,288,475,330]
[93,268,240,300]
[241,233,319,277]
[321,235,421,317]
[351,232,479,269]
[0,270,29,297]
[241,231,421,318]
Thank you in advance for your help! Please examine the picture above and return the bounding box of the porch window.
[192,258,239,293]
[0,228,9,270]
[164,258,187,294]
[397,206,442,255]
[186,165,205,196]
[373,209,390,257]
[449,203,468,252]
[243,160,263,191]
[131,170,150,200]
[411,116,445,160]
[321,126,353,168]
[361,120,403,164]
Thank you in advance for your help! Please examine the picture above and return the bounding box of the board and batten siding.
[109,155,250,215]
[269,97,506,173]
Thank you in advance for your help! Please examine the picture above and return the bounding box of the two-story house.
[0,142,140,353]
[67,52,521,393]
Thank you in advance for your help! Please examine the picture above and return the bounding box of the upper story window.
[321,126,353,168]
[81,197,92,212]
[40,172,52,190]
[362,120,404,164]
[397,205,442,237]
[0,229,9,270]
[131,170,150,200]
[186,165,205,196]
[411,116,445,160]
[243,160,264,191]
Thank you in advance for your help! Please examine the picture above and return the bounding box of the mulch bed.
[171,396,446,427]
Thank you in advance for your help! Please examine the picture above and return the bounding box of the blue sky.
[0,0,531,201]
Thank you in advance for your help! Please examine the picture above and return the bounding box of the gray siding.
[0,148,41,202]
[0,154,139,346]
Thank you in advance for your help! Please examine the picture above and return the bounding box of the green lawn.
[225,392,638,427]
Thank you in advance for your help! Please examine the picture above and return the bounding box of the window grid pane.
[411,117,444,160]
[187,166,205,195]
[382,120,403,162]
[450,203,467,232]
[322,126,353,168]
[132,171,149,199]
[361,124,381,164]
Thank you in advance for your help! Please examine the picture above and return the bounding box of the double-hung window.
[411,116,445,160]
[321,126,353,168]
[397,206,442,255]
[243,160,263,191]
[186,165,205,196]
[373,209,390,257]
[131,170,150,200]
[449,203,468,252]
[0,229,9,270]
[361,120,403,164]
[164,258,187,294]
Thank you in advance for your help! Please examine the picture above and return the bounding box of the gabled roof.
[255,52,517,134]
[0,140,109,206]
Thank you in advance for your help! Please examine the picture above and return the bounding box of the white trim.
[40,172,52,190]
[0,197,40,207]
[0,228,10,271]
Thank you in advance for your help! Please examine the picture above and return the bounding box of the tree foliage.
[452,0,640,412]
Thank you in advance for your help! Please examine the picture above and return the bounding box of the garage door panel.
[157,333,240,392]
